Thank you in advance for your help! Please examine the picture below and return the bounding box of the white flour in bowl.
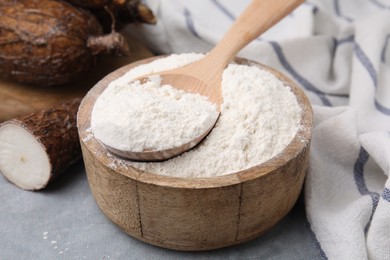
[91,53,302,178]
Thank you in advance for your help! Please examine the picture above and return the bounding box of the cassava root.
[0,99,82,190]
[0,0,129,86]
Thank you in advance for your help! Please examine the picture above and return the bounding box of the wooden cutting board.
[0,36,153,123]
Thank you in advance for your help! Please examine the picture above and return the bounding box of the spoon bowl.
[102,120,216,161]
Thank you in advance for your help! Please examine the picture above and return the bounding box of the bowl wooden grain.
[77,56,313,251]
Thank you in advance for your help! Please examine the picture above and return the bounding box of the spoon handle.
[158,0,305,107]
[209,0,304,66]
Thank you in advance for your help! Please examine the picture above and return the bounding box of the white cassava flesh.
[0,123,50,190]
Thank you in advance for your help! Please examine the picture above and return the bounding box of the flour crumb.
[82,128,93,142]
[107,152,130,170]
[51,240,57,244]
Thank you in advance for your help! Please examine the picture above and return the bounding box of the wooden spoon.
[107,0,304,161]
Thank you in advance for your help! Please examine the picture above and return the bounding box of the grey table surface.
[1,161,322,259]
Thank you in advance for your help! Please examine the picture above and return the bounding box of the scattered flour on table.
[91,54,302,177]
[42,232,69,255]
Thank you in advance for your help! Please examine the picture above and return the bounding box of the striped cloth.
[127,0,390,259]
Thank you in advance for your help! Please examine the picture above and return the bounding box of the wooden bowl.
[77,56,313,251]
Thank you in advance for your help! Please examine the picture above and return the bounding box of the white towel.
[126,0,390,259]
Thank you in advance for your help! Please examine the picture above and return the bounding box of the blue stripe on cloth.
[354,42,378,86]
[307,224,328,259]
[369,0,390,10]
[303,2,319,14]
[333,0,353,22]
[210,0,236,21]
[383,188,390,202]
[353,147,381,233]
[269,41,333,106]
[323,36,353,99]
[375,99,390,115]
[381,34,390,63]
[353,147,370,195]
[354,42,390,115]
[183,8,201,39]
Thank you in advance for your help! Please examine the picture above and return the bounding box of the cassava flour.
[91,53,302,177]
[91,74,218,152]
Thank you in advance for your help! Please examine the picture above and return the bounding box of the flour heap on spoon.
[91,71,218,153]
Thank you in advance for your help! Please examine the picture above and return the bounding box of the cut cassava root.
[0,99,81,190]
[0,0,129,86]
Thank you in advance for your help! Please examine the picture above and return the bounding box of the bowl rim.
[77,55,313,189]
